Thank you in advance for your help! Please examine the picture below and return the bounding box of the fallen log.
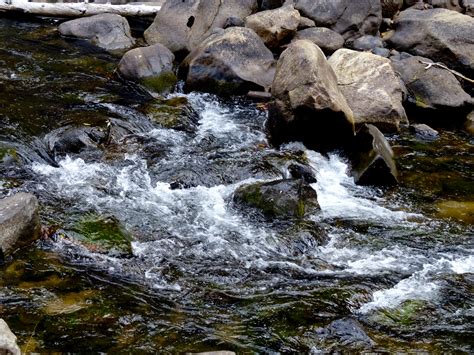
[0,0,161,17]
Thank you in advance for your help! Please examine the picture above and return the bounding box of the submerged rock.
[58,14,135,52]
[181,27,276,95]
[329,49,407,133]
[350,124,398,186]
[288,162,317,184]
[0,193,41,256]
[117,44,177,93]
[312,318,375,349]
[387,8,474,77]
[244,5,300,49]
[144,0,257,53]
[234,178,320,220]
[410,123,439,140]
[390,55,473,125]
[267,40,355,152]
[0,319,20,355]
[293,0,382,39]
[293,27,345,54]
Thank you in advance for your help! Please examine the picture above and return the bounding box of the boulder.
[117,44,176,93]
[288,163,317,183]
[387,8,474,77]
[351,35,384,51]
[44,125,106,155]
[244,5,300,49]
[181,27,276,95]
[298,16,316,29]
[293,0,382,39]
[294,27,345,54]
[328,49,407,132]
[267,40,355,151]
[144,0,257,53]
[58,14,135,52]
[381,0,404,18]
[0,319,20,355]
[391,55,473,124]
[410,123,439,139]
[233,178,319,220]
[350,124,398,186]
[0,193,41,256]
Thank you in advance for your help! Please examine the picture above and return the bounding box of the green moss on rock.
[141,72,177,94]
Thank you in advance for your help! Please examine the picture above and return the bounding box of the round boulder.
[294,27,345,54]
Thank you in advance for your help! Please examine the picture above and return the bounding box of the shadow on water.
[0,18,473,353]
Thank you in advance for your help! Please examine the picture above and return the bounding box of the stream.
[0,17,473,353]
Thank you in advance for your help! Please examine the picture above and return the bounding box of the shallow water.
[0,18,473,353]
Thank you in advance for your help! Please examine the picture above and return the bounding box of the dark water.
[0,18,473,353]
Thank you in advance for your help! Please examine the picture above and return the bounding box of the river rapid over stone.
[0,18,473,353]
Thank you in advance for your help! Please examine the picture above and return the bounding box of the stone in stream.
[386,8,474,77]
[58,14,135,52]
[350,124,398,186]
[293,0,382,39]
[0,193,41,257]
[390,54,473,125]
[181,27,276,95]
[410,123,439,140]
[0,319,20,355]
[233,178,320,220]
[293,27,345,54]
[117,44,177,93]
[312,318,375,349]
[328,49,407,133]
[288,163,317,184]
[244,5,300,49]
[144,0,257,53]
[267,40,355,152]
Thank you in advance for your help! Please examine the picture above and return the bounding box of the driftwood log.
[0,0,161,17]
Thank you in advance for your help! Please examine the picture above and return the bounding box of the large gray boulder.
[58,14,135,52]
[267,40,355,151]
[0,319,20,355]
[244,5,300,49]
[117,44,176,93]
[234,178,319,220]
[350,124,398,186]
[181,27,276,95]
[144,0,257,53]
[328,49,407,133]
[0,193,40,256]
[391,54,473,123]
[293,27,345,54]
[293,0,382,39]
[387,8,474,77]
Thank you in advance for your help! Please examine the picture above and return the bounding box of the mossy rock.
[141,72,177,94]
[69,214,133,256]
[375,300,431,327]
[234,179,320,220]
[141,96,198,132]
[436,200,474,224]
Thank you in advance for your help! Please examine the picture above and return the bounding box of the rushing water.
[0,18,473,353]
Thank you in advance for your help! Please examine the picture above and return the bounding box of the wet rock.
[436,200,474,224]
[350,124,398,186]
[223,17,245,29]
[313,318,375,349]
[144,0,257,53]
[328,49,407,133]
[267,40,355,152]
[390,55,473,125]
[298,16,316,30]
[282,220,329,255]
[234,178,320,220]
[351,35,384,51]
[0,193,40,256]
[381,0,404,18]
[181,27,276,95]
[293,0,382,39]
[141,96,199,133]
[288,163,317,183]
[117,44,176,93]
[44,125,106,155]
[293,27,345,54]
[244,5,300,49]
[387,8,474,77]
[0,319,20,355]
[58,14,135,52]
[410,123,439,140]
